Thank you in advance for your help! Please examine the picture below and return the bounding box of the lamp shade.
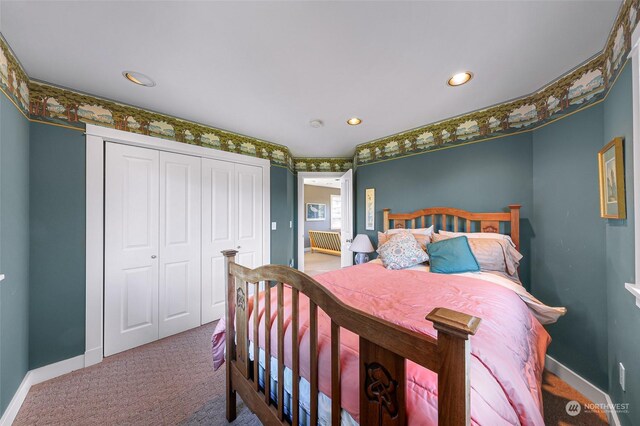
[349,234,375,253]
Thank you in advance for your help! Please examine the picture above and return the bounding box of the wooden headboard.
[382,205,521,250]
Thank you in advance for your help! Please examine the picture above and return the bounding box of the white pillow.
[438,230,515,247]
[388,226,434,237]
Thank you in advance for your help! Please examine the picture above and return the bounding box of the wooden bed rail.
[222,250,482,426]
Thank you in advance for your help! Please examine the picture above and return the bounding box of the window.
[330,194,341,230]
[626,28,640,307]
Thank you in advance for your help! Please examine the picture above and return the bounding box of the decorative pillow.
[376,232,429,270]
[439,230,515,247]
[433,233,522,278]
[387,226,434,236]
[378,226,433,250]
[427,236,480,274]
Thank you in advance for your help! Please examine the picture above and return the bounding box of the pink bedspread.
[212,262,550,425]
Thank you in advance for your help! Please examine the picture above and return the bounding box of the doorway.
[297,171,353,275]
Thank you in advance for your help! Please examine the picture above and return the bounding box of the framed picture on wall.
[306,203,327,221]
[365,188,375,230]
[598,137,626,219]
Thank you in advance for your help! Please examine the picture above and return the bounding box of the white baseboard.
[304,247,311,252]
[0,354,85,426]
[545,355,621,426]
[84,346,103,367]
[0,374,31,426]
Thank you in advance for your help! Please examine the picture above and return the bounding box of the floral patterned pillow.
[377,226,433,251]
[376,232,429,270]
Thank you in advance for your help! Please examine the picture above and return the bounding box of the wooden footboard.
[308,230,341,256]
[222,250,482,426]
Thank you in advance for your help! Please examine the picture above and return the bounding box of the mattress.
[247,342,357,425]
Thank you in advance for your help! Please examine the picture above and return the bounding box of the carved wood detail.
[480,220,499,233]
[360,337,405,426]
[365,362,400,419]
[234,279,249,380]
[236,287,246,311]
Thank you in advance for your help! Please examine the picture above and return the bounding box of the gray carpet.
[15,321,259,426]
[14,320,606,425]
[181,398,257,426]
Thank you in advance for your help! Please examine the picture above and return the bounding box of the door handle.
[346,239,352,243]
[151,255,157,259]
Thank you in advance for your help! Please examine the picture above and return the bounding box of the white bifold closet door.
[201,159,263,324]
[105,143,201,356]
[158,152,201,339]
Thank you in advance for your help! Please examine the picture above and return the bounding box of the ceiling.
[304,178,341,189]
[1,1,621,157]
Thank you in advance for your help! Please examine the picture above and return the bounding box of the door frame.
[296,171,344,272]
[85,124,270,366]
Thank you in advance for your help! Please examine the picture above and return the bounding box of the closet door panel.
[201,158,236,323]
[236,164,263,270]
[105,143,159,356]
[159,152,202,338]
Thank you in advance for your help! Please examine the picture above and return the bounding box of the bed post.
[222,249,239,421]
[426,308,481,426]
[383,208,390,232]
[508,204,521,251]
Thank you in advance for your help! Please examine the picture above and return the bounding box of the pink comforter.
[212,262,550,425]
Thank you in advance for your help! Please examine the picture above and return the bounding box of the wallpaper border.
[0,33,353,173]
[354,0,640,167]
[29,79,297,169]
[1,0,638,172]
[0,33,29,119]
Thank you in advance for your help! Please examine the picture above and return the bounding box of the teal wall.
[531,103,608,389]
[29,122,86,369]
[25,124,298,371]
[270,166,296,266]
[354,63,639,419]
[603,64,639,426]
[355,133,534,288]
[1,58,636,424]
[0,96,30,413]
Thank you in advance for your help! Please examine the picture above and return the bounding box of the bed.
[213,205,564,425]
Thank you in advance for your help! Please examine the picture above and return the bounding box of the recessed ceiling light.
[347,117,362,126]
[447,72,473,87]
[123,71,156,87]
[309,119,324,128]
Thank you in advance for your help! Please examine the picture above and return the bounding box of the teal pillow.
[427,236,480,274]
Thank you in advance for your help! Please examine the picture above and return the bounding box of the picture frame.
[598,137,626,219]
[365,188,375,230]
[305,203,327,221]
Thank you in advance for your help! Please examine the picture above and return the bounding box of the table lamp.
[350,234,375,264]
